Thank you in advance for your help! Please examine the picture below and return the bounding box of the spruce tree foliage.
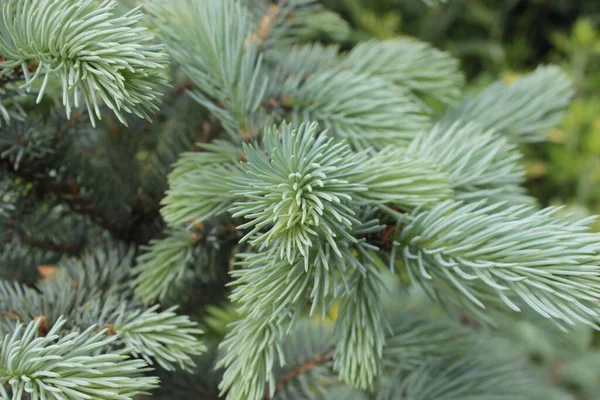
[0,0,595,399]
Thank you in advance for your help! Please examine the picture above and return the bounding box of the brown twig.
[19,234,83,256]
[33,315,48,335]
[172,81,195,98]
[1,311,20,320]
[202,115,220,143]
[246,4,280,50]
[549,358,562,385]
[264,346,334,399]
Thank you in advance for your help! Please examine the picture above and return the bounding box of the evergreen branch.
[0,0,169,126]
[61,242,134,295]
[376,296,563,399]
[151,345,225,400]
[398,200,600,328]
[0,277,92,337]
[333,270,386,391]
[270,43,340,79]
[230,227,380,319]
[132,224,232,304]
[0,316,158,400]
[324,386,367,400]
[492,306,591,366]
[0,117,55,170]
[132,230,201,303]
[140,92,220,201]
[247,0,349,58]
[161,140,245,227]
[218,317,285,400]
[0,281,44,333]
[0,0,594,398]
[383,308,472,371]
[284,69,430,150]
[380,339,533,400]
[1,242,132,334]
[219,247,354,400]
[113,305,205,371]
[230,122,364,265]
[0,243,57,284]
[1,195,96,260]
[148,0,268,138]
[407,121,533,204]
[343,39,465,105]
[5,205,101,260]
[441,66,573,142]
[165,124,390,398]
[229,255,310,321]
[354,147,454,208]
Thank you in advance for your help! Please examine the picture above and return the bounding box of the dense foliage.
[1,1,599,399]
[328,0,600,224]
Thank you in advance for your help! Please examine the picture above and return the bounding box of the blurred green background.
[322,0,600,230]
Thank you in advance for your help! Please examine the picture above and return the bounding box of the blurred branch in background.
[326,0,600,230]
